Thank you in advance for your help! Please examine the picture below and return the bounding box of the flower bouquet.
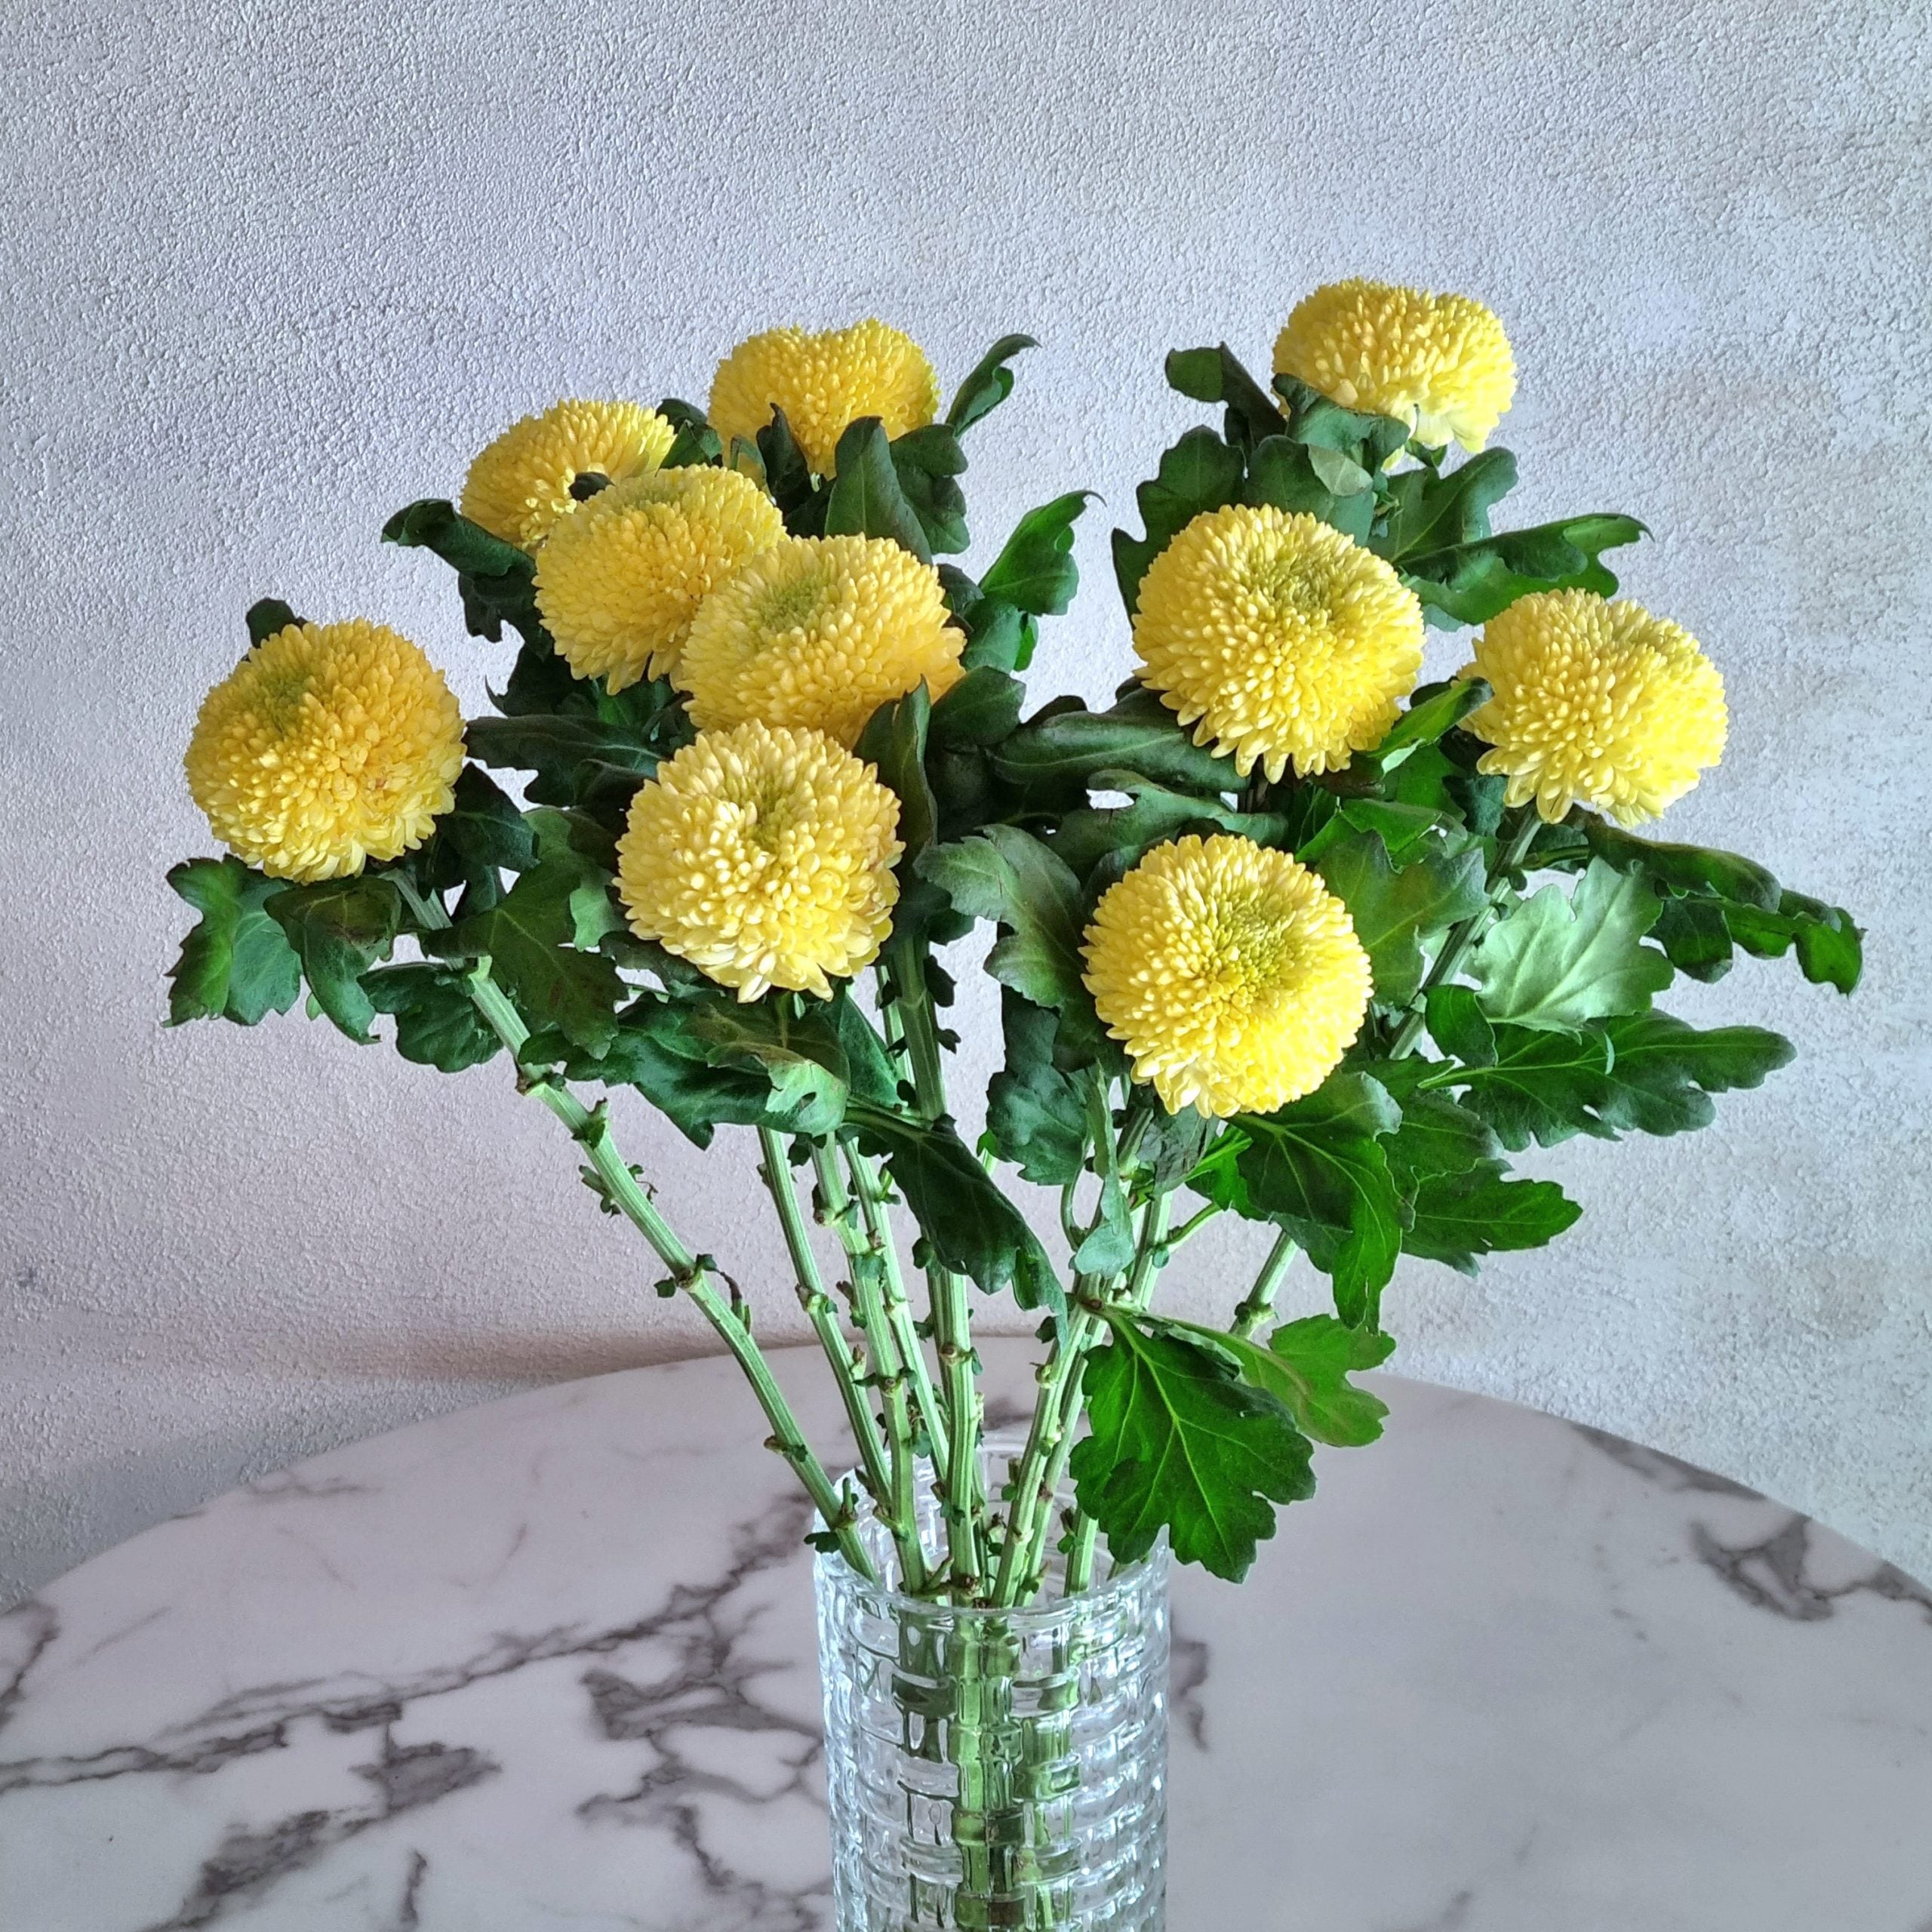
[166,285,1861,1930]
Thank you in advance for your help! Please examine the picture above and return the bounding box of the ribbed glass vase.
[814,1436,1169,1932]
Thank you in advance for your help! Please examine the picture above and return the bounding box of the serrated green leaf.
[1379,1088,1498,1183]
[1591,1011,1794,1137]
[1368,678,1492,763]
[1403,1161,1582,1272]
[1577,816,1780,912]
[382,498,543,643]
[361,964,501,1071]
[978,491,1091,617]
[890,425,971,555]
[1422,988,1617,1151]
[1152,1312,1394,1448]
[465,713,659,810]
[1070,1317,1313,1580]
[1472,860,1672,1029]
[823,418,932,561]
[848,1100,1063,1316]
[1402,513,1646,628]
[948,333,1037,434]
[165,857,303,1026]
[1164,343,1288,444]
[1113,427,1245,614]
[854,682,938,865]
[1052,770,1293,879]
[1723,891,1864,993]
[1374,448,1519,561]
[1315,832,1487,1006]
[266,876,402,1042]
[992,687,1237,795]
[915,826,1087,1011]
[928,666,1025,750]
[985,993,1088,1185]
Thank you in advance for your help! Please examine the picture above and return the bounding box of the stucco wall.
[2,0,1926,1606]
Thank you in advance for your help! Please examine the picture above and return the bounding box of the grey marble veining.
[0,1341,1927,1930]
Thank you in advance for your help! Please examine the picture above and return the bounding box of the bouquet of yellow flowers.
[170,286,1859,1607]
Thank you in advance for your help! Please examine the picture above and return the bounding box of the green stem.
[758,1128,893,1512]
[1387,809,1540,1060]
[395,872,875,1581]
[811,1140,930,1593]
[1230,1229,1298,1340]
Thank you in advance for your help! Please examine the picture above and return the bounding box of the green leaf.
[985,993,1088,1184]
[992,687,1237,795]
[165,857,303,1026]
[1723,891,1865,994]
[1368,678,1492,764]
[823,418,932,561]
[1403,1161,1581,1273]
[916,826,1088,1012]
[848,1100,1063,1316]
[1591,1011,1794,1137]
[1374,448,1519,561]
[382,498,543,643]
[361,964,501,1072]
[1112,427,1245,614]
[1577,815,1780,912]
[890,424,971,555]
[417,764,539,901]
[1313,832,1487,1006]
[1402,513,1647,629]
[1307,445,1372,497]
[681,1001,851,1138]
[1472,860,1672,1029]
[655,396,723,469]
[1198,1075,1405,1327]
[429,861,624,1055]
[1164,343,1288,444]
[1052,770,1292,880]
[978,491,1091,617]
[245,598,299,647]
[1379,1088,1498,1184]
[854,683,938,863]
[755,408,815,515]
[1423,987,1617,1151]
[464,714,659,810]
[928,666,1025,750]
[1652,893,1737,983]
[948,333,1038,434]
[1070,1317,1314,1580]
[1241,436,1343,523]
[1152,1312,1394,1448]
[266,876,402,1042]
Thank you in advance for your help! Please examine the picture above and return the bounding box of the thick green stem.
[1231,1229,1299,1340]
[394,875,875,1581]
[758,1128,892,1511]
[811,1140,930,1593]
[1387,810,1540,1060]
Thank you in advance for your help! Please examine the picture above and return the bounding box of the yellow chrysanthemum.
[1133,505,1424,780]
[1083,834,1371,1119]
[460,401,678,550]
[616,721,903,1000]
[1460,589,1727,826]
[533,469,785,692]
[1273,280,1517,452]
[708,321,940,476]
[676,534,964,748]
[185,619,465,883]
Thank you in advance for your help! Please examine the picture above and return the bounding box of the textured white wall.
[2,0,1925,1607]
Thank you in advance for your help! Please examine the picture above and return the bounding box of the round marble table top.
[2,1340,1928,1931]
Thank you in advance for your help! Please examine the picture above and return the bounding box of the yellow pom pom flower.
[460,401,678,550]
[676,534,964,748]
[708,321,940,477]
[1083,834,1372,1119]
[185,619,465,884]
[1460,589,1728,826]
[1133,504,1425,780]
[616,721,903,1000]
[533,469,786,692]
[1273,280,1517,452]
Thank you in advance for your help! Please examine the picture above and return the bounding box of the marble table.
[2,1340,1929,1931]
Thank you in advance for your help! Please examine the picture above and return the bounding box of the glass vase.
[814,1436,1169,1931]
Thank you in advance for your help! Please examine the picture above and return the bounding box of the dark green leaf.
[428,860,624,1055]
[1403,1161,1581,1273]
[890,424,971,555]
[854,682,937,865]
[1652,894,1737,983]
[245,598,299,647]
[1070,1317,1314,1580]
[992,688,1237,795]
[1380,1088,1498,1184]
[1723,892,1864,993]
[1373,448,1519,561]
[1164,343,1289,445]
[165,857,303,1026]
[1053,770,1293,879]
[1403,513,1647,628]
[929,666,1025,750]
[361,964,500,1072]
[1472,860,1672,1029]
[1577,816,1781,912]
[1152,1312,1394,1448]
[1591,1010,1794,1137]
[464,713,659,810]
[985,993,1088,1184]
[418,764,539,900]
[1242,436,1341,521]
[823,418,933,561]
[978,491,1091,616]
[755,408,815,515]
[1113,427,1245,614]
[1423,988,1617,1151]
[1369,678,1492,763]
[656,397,723,469]
[266,876,402,1042]
[948,333,1038,434]
[1313,833,1487,1006]
[382,499,543,642]
[916,826,1088,1012]
[848,1100,1063,1315]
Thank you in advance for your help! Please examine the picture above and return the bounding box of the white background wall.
[2,0,1926,1607]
